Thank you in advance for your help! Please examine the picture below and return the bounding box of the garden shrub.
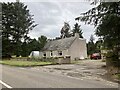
[106,51,120,67]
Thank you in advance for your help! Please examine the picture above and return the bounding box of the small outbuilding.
[29,51,40,58]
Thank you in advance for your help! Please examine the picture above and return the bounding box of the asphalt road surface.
[0,64,119,89]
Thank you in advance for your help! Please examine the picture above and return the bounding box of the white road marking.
[0,80,12,89]
[67,75,118,87]
[19,68,25,69]
[67,75,84,80]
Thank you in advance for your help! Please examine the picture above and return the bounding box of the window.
[43,53,46,57]
[50,51,53,56]
[58,51,62,56]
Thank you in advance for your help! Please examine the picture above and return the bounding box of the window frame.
[43,52,46,57]
[58,51,62,56]
[50,51,53,56]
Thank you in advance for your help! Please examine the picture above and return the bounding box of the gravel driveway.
[30,60,109,81]
[24,60,118,87]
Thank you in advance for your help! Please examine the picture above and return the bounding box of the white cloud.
[25,2,99,42]
[0,0,98,3]
[1,1,98,42]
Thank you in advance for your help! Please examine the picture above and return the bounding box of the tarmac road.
[0,64,119,89]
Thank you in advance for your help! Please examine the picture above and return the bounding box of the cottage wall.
[69,38,87,60]
[62,49,70,57]
[39,52,43,58]
[46,51,51,57]
[52,51,58,57]
[40,50,70,58]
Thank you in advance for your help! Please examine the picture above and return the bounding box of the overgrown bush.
[106,51,120,67]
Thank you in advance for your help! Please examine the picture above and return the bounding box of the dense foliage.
[20,36,47,57]
[60,22,71,38]
[2,2,38,57]
[87,35,96,55]
[60,22,83,39]
[72,23,83,38]
[76,2,120,66]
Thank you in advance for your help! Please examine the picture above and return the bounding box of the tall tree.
[95,38,103,53]
[60,22,71,38]
[2,2,37,56]
[20,35,47,57]
[75,2,120,50]
[87,35,96,55]
[72,23,83,38]
[38,35,47,50]
[29,39,40,51]
[76,1,120,66]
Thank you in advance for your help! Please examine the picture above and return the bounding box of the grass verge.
[0,60,53,67]
[113,73,120,81]
[116,74,120,80]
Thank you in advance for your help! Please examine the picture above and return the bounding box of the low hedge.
[106,51,120,67]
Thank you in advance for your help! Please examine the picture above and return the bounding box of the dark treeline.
[2,2,47,57]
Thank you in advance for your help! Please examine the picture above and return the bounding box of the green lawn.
[0,60,53,67]
[116,74,120,80]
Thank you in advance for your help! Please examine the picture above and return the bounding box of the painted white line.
[19,68,25,69]
[67,75,83,80]
[67,76,117,87]
[0,80,12,89]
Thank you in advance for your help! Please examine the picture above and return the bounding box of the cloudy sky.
[2,0,99,42]
[25,1,98,42]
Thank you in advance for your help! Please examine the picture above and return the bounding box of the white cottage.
[40,33,87,60]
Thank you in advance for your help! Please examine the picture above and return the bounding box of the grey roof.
[43,37,76,51]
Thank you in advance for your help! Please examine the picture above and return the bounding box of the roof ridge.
[42,36,77,51]
[67,37,77,49]
[52,36,75,42]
